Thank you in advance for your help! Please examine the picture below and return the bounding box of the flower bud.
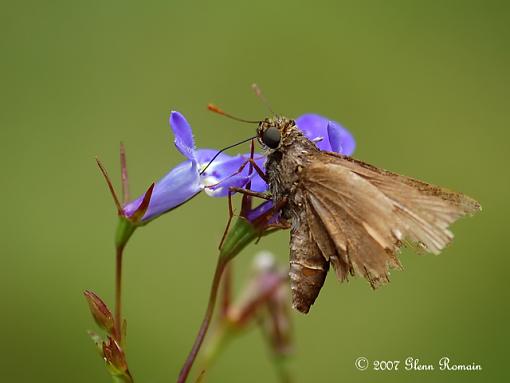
[262,278,293,356]
[84,290,115,334]
[102,336,132,380]
[227,252,287,327]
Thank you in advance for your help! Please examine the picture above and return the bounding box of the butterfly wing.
[299,151,480,295]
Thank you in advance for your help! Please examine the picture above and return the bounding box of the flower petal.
[204,174,251,197]
[170,111,196,161]
[295,114,356,155]
[123,160,201,222]
[327,119,356,155]
[195,148,236,170]
[247,156,269,193]
[327,121,343,153]
[195,149,244,178]
[197,149,269,194]
[245,200,274,222]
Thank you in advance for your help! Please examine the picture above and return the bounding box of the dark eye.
[262,126,281,149]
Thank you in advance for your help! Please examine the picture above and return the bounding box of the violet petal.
[327,121,343,154]
[123,160,201,221]
[170,111,196,161]
[296,114,356,155]
[245,200,274,222]
[204,174,251,197]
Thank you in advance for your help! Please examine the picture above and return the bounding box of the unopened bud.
[84,290,115,334]
[103,336,129,375]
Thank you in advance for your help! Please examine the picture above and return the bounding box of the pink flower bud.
[102,336,131,377]
[84,290,115,334]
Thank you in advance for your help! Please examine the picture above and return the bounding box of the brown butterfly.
[256,116,481,314]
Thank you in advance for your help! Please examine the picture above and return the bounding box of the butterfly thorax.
[259,118,319,222]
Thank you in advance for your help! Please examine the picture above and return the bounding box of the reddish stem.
[115,246,124,342]
[177,257,228,383]
[220,264,232,318]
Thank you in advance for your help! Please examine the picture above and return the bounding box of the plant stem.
[220,264,232,318]
[115,245,124,342]
[271,354,293,383]
[177,257,228,383]
[198,321,235,382]
[177,216,268,382]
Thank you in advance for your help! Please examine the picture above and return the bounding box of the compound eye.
[262,126,281,149]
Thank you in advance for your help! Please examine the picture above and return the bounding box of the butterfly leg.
[242,158,268,183]
[218,139,269,249]
[227,137,268,182]
[218,187,275,248]
[218,187,271,250]
[229,187,272,200]
[218,190,236,250]
[253,221,291,243]
[204,158,269,192]
[265,221,291,230]
[251,197,291,243]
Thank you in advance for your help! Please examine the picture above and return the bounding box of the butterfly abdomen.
[289,218,329,313]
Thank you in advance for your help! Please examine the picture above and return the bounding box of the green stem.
[177,217,258,382]
[270,354,293,383]
[114,217,136,343]
[112,374,134,383]
[177,257,229,383]
[115,245,124,342]
[199,321,234,379]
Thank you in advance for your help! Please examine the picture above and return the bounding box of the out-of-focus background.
[1,1,508,382]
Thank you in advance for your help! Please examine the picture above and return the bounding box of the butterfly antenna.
[207,104,259,124]
[199,136,257,175]
[251,83,275,115]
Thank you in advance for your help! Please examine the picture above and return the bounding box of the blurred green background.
[1,1,508,382]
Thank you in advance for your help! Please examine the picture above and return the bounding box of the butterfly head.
[257,116,296,150]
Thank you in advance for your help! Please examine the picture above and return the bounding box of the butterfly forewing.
[294,151,480,311]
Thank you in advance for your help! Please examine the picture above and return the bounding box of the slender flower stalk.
[96,150,154,345]
[95,156,127,343]
[220,264,232,318]
[177,255,230,383]
[177,180,287,382]
[177,219,260,382]
[89,149,140,383]
[114,246,123,342]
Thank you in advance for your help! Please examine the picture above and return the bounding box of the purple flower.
[296,114,356,155]
[123,111,261,222]
[123,112,356,223]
